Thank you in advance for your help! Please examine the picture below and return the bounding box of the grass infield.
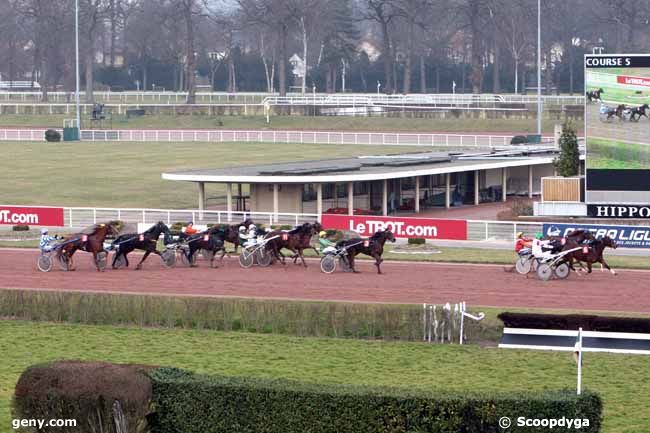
[0,320,649,432]
[586,138,650,169]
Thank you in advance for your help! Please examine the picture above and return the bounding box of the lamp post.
[536,0,542,135]
[75,0,81,133]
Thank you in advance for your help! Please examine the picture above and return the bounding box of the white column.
[382,179,388,216]
[316,183,323,218]
[226,183,233,221]
[273,183,279,223]
[445,173,451,209]
[528,165,534,198]
[198,182,205,218]
[414,176,420,213]
[502,167,507,202]
[347,181,354,216]
[474,170,480,205]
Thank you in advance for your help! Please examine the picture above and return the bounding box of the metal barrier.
[63,207,319,229]
[61,206,542,242]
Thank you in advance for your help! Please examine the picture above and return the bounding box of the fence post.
[167,211,171,225]
[93,209,97,224]
[69,208,73,228]
[485,222,488,240]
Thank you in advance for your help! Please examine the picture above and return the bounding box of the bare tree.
[362,0,399,93]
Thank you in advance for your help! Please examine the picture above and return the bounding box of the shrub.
[407,237,425,245]
[510,135,527,145]
[44,129,61,142]
[150,367,602,433]
[12,225,29,231]
[509,199,533,217]
[554,121,580,177]
[13,361,153,433]
[170,222,185,231]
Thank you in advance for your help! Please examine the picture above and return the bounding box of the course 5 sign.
[321,214,467,240]
[543,223,650,248]
[0,206,65,226]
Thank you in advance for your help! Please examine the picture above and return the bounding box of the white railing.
[63,207,319,228]
[61,206,544,242]
[0,128,53,141]
[79,129,548,147]
[0,90,585,106]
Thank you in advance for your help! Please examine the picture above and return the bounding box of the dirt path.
[1,249,647,313]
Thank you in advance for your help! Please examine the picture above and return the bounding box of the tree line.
[1,0,649,102]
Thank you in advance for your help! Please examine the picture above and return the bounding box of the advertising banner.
[321,214,467,240]
[0,206,65,226]
[543,223,650,248]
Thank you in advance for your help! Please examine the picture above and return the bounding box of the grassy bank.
[2,141,421,208]
[587,138,650,169]
[0,320,648,432]
[0,114,582,134]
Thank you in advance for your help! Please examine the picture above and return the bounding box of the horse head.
[602,236,618,249]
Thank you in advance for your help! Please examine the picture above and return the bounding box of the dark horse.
[265,222,322,267]
[586,88,604,103]
[110,221,171,270]
[562,235,618,275]
[57,223,119,271]
[184,226,227,268]
[218,218,254,259]
[630,104,649,122]
[603,104,627,121]
[336,230,396,274]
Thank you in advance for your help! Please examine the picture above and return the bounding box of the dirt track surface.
[2,249,648,314]
[587,102,650,145]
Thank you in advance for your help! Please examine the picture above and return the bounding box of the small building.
[162,149,560,218]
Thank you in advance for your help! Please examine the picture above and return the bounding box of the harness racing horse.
[562,236,618,275]
[630,104,649,122]
[57,223,119,271]
[184,226,227,268]
[586,88,604,103]
[217,218,254,260]
[265,222,322,267]
[602,104,627,121]
[336,230,396,274]
[110,221,172,270]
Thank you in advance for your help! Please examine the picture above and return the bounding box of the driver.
[318,230,336,254]
[515,232,533,253]
[39,228,60,252]
[184,221,198,235]
[245,224,258,247]
[531,233,554,259]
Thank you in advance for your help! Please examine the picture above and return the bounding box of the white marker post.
[577,327,583,395]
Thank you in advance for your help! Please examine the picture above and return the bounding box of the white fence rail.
[79,129,545,147]
[0,128,52,141]
[0,90,586,106]
[61,206,543,242]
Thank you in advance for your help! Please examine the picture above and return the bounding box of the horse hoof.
[135,266,142,271]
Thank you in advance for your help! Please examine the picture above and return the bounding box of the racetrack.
[587,101,650,145]
[2,249,648,314]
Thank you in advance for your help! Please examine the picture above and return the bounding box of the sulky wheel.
[554,262,570,279]
[515,256,532,274]
[58,254,73,271]
[256,248,273,267]
[239,251,254,268]
[37,254,53,272]
[536,263,553,281]
[161,249,176,268]
[95,252,108,271]
[320,255,337,274]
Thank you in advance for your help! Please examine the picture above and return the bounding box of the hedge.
[149,367,602,433]
[499,312,650,333]
[13,361,153,433]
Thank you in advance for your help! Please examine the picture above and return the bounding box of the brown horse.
[265,222,322,267]
[57,223,119,271]
[336,230,396,274]
[217,218,254,260]
[562,236,618,275]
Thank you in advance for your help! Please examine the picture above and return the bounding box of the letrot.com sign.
[543,223,650,248]
[0,206,65,226]
[321,214,467,240]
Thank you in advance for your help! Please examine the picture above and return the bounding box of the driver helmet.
[41,228,49,235]
[535,233,544,240]
[238,226,246,233]
[319,231,327,238]
[248,224,256,231]
[516,232,524,239]
[187,221,193,226]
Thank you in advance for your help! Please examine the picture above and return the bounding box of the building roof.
[162,148,566,184]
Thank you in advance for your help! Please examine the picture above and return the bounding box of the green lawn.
[0,114,581,134]
[3,141,424,208]
[586,84,650,106]
[0,320,649,432]
[587,138,650,169]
